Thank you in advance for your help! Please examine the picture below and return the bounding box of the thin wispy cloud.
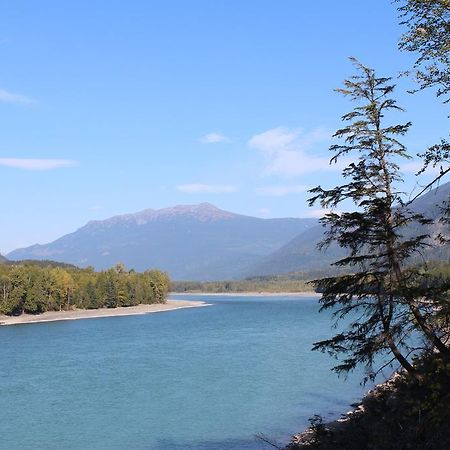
[177,183,237,194]
[198,132,230,144]
[257,208,271,216]
[248,126,334,176]
[0,89,34,105]
[255,185,308,196]
[0,158,77,170]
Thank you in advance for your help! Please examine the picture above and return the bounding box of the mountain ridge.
[8,203,317,280]
[7,183,450,280]
[85,203,239,229]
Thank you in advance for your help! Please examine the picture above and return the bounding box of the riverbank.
[0,299,210,326]
[285,353,450,449]
[171,291,321,297]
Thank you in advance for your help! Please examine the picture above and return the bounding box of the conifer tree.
[309,59,449,380]
[398,0,450,193]
[398,0,450,102]
[397,2,450,349]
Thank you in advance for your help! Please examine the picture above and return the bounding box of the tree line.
[0,262,170,316]
[171,275,314,294]
[172,268,350,294]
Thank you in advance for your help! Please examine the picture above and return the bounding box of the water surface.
[0,295,375,449]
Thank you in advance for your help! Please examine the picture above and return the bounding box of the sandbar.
[0,299,210,326]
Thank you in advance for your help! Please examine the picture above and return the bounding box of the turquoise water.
[0,295,374,449]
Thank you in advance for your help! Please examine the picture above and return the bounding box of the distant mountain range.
[7,183,450,280]
[246,224,342,277]
[250,181,450,276]
[7,203,317,280]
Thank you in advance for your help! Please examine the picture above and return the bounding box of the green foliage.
[398,0,450,102]
[0,262,170,316]
[289,8,450,449]
[398,0,450,201]
[308,59,450,379]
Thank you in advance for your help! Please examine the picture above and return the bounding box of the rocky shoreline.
[284,354,450,449]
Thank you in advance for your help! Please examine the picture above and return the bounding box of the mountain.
[245,224,342,277]
[407,182,450,219]
[7,203,317,280]
[8,184,450,280]
[247,182,450,277]
[0,254,6,263]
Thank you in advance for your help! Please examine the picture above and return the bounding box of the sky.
[0,0,448,254]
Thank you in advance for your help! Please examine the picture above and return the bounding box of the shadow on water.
[150,435,283,450]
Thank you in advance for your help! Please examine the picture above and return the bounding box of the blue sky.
[0,0,448,254]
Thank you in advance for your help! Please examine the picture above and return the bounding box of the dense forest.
[0,261,170,316]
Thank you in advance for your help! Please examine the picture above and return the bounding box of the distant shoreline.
[170,291,321,297]
[0,300,210,326]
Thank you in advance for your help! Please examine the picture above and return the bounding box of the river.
[0,294,376,449]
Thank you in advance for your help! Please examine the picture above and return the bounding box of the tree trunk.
[385,332,415,373]
[377,296,416,374]
[409,300,450,357]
